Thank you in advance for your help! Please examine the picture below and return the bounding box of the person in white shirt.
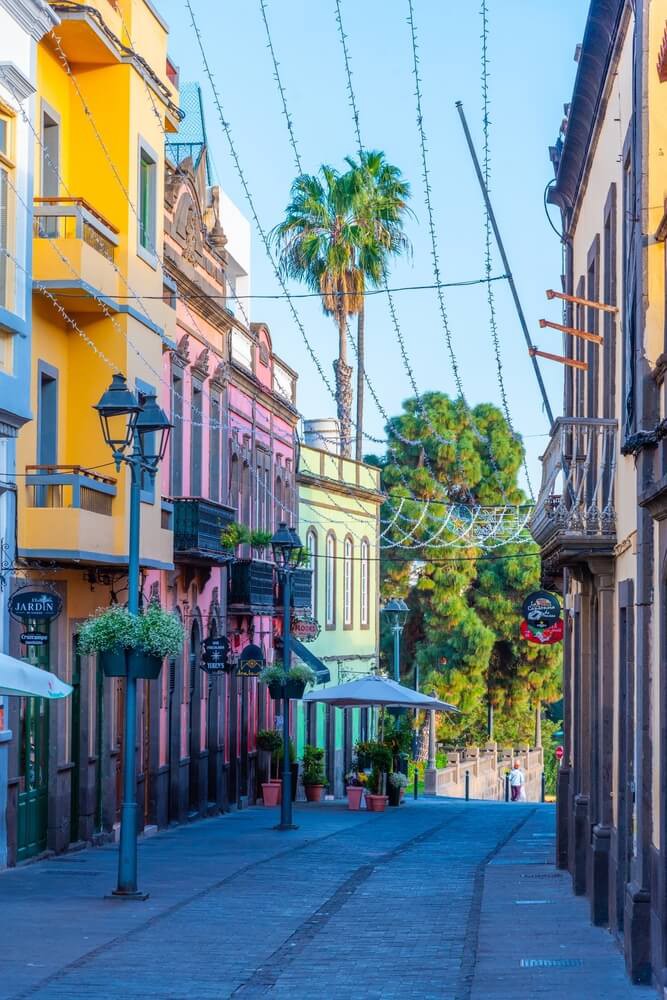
[509,760,526,801]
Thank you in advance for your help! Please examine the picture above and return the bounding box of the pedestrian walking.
[509,760,526,802]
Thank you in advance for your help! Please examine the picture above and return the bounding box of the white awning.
[0,653,72,699]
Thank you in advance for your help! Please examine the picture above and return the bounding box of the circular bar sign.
[521,591,561,631]
[9,590,62,624]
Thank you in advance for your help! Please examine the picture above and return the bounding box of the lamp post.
[271,521,303,831]
[94,375,171,898]
[382,598,409,682]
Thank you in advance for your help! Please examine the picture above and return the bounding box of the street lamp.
[94,374,172,899]
[271,521,303,831]
[382,598,409,682]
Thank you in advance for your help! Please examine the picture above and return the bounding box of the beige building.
[534,0,667,987]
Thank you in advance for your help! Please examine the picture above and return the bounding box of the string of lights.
[258,0,303,175]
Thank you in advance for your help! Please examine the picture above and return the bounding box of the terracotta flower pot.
[262,782,281,807]
[304,784,324,803]
[267,779,282,804]
[366,794,389,813]
[346,786,364,811]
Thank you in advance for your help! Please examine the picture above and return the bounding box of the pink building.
[145,99,301,821]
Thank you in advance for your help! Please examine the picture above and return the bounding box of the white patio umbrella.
[303,674,460,713]
[0,653,72,699]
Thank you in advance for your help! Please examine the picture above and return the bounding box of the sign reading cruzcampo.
[9,591,62,624]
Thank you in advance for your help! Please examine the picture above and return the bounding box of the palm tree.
[272,166,365,456]
[346,151,412,460]
[272,155,411,459]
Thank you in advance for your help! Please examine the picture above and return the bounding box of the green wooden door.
[17,623,50,861]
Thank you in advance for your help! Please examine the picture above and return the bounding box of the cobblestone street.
[0,800,649,999]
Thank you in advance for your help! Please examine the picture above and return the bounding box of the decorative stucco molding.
[0,0,59,42]
[0,61,33,101]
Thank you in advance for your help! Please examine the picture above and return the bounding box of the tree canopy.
[372,391,561,746]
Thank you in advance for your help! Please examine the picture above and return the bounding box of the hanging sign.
[20,631,49,647]
[237,643,265,677]
[555,745,564,761]
[201,636,229,674]
[9,590,62,624]
[521,591,561,631]
[520,619,564,645]
[290,615,320,643]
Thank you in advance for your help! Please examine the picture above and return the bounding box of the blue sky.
[156,0,585,493]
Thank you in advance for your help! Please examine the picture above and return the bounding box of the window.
[209,390,221,502]
[307,529,317,613]
[137,380,156,503]
[326,533,335,627]
[38,363,57,466]
[274,474,282,528]
[343,536,353,627]
[0,166,7,309]
[603,185,617,420]
[360,539,369,627]
[190,380,203,497]
[138,141,157,259]
[41,107,59,198]
[230,453,240,514]
[586,236,600,419]
[170,368,183,496]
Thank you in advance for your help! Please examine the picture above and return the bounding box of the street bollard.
[414,768,418,801]
[465,769,470,801]
[504,773,510,802]
[541,772,546,803]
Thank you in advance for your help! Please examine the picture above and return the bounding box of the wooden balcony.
[278,568,312,610]
[32,197,120,310]
[172,498,236,564]
[229,559,275,611]
[530,418,617,568]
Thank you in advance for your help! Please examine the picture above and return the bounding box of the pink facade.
[143,149,299,819]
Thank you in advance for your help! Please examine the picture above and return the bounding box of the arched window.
[274,474,282,528]
[306,529,317,613]
[325,533,336,627]
[360,538,369,627]
[343,536,353,627]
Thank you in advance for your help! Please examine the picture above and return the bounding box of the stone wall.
[424,743,544,802]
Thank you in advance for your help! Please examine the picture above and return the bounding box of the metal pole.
[413,767,418,801]
[541,771,546,803]
[427,709,436,769]
[113,441,145,899]
[393,623,400,682]
[277,570,296,829]
[455,101,554,426]
[465,769,470,801]
[504,772,510,803]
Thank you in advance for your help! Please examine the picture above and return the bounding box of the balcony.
[229,559,274,610]
[530,418,617,566]
[172,498,236,563]
[20,465,117,563]
[32,197,120,310]
[278,568,312,610]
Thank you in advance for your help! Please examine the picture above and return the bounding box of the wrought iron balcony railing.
[530,417,617,555]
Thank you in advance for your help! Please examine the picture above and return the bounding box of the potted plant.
[345,769,367,810]
[220,521,250,554]
[131,603,184,679]
[249,529,273,559]
[77,606,141,677]
[388,770,408,806]
[257,728,283,806]
[365,744,392,812]
[302,744,326,802]
[260,664,315,701]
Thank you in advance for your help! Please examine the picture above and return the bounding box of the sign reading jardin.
[9,590,62,624]
[521,591,561,631]
[237,643,265,677]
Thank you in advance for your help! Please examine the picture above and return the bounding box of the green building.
[296,429,383,795]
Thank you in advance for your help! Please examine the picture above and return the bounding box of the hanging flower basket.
[128,651,163,680]
[261,664,314,701]
[99,647,128,678]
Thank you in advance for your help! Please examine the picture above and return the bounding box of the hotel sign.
[9,591,62,624]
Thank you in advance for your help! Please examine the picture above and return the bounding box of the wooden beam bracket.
[529,347,588,371]
[539,318,603,345]
[546,288,618,314]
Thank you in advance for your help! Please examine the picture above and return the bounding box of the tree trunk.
[334,309,353,457]
[355,303,365,462]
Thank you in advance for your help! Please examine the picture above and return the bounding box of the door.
[94,660,104,832]
[188,621,201,813]
[17,622,50,862]
[70,642,81,844]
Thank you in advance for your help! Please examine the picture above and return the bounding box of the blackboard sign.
[521,591,561,631]
[237,643,265,677]
[201,636,229,673]
[10,590,62,624]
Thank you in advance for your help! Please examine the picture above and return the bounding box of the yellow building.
[8,0,178,864]
[296,426,382,796]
